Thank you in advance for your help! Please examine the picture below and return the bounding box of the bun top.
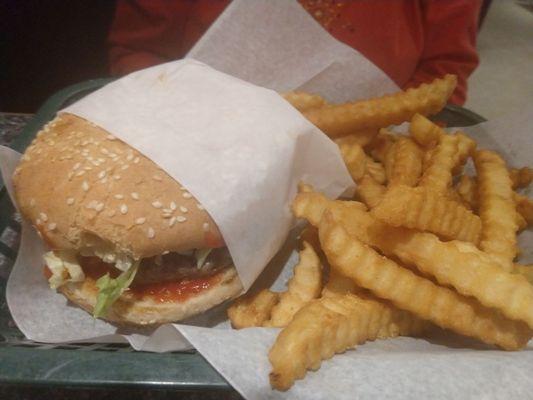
[13,114,224,259]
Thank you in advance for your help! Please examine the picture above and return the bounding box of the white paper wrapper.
[1,0,533,398]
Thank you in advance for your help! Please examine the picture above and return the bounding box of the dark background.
[1,0,116,113]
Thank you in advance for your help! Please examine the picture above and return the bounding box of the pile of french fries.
[228,75,533,391]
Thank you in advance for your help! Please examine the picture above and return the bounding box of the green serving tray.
[0,79,485,390]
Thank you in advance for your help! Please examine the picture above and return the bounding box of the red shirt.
[108,0,481,104]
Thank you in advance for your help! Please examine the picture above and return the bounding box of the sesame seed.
[147,227,155,238]
[68,171,74,180]
[109,152,117,158]
[170,201,177,211]
[107,210,116,217]
[203,222,210,232]
[179,206,188,213]
[29,198,36,207]
[179,186,186,191]
[113,175,121,180]
[196,203,205,210]
[91,160,100,166]
[82,181,89,192]
[161,212,172,219]
[95,202,104,212]
[168,216,177,227]
[47,222,57,231]
[100,178,108,184]
[131,192,139,200]
[36,218,42,225]
[73,162,81,170]
[126,154,134,161]
[135,217,146,225]
[86,200,98,209]
[98,171,106,179]
[107,134,116,141]
[176,216,187,223]
[162,250,170,255]
[120,204,128,214]
[152,201,162,209]
[101,148,109,155]
[84,166,92,171]
[121,164,129,170]
[39,212,48,222]
[133,157,140,164]
[153,175,162,182]
[75,170,86,177]
[162,208,172,213]
[66,197,75,205]
[182,192,192,199]
[98,158,105,163]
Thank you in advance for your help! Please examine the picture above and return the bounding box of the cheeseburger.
[13,114,243,325]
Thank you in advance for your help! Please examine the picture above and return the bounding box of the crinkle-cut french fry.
[371,185,481,243]
[355,175,386,209]
[227,289,280,329]
[367,129,397,163]
[334,129,378,148]
[456,175,479,211]
[515,193,533,226]
[514,264,533,285]
[475,150,518,271]
[292,191,366,227]
[510,167,533,189]
[318,212,532,350]
[325,204,533,329]
[303,75,457,138]
[339,142,367,182]
[282,91,327,112]
[409,113,441,148]
[384,137,423,187]
[364,156,386,184]
[267,242,323,327]
[268,291,426,391]
[421,147,436,172]
[419,134,459,192]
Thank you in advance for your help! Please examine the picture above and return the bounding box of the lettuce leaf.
[93,261,139,318]
[195,248,212,269]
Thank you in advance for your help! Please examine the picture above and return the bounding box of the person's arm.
[405,0,482,105]
[108,0,191,76]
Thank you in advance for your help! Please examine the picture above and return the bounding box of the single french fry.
[409,113,441,148]
[267,242,323,327]
[339,143,367,182]
[322,271,357,297]
[268,291,426,391]
[318,212,531,350]
[371,185,481,243]
[227,289,280,329]
[475,150,518,271]
[303,75,457,138]
[419,134,459,192]
[355,175,386,209]
[510,167,533,189]
[283,92,326,112]
[384,137,423,187]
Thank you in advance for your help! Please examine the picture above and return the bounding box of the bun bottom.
[59,267,243,326]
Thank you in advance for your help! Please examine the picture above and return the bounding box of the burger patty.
[79,247,233,286]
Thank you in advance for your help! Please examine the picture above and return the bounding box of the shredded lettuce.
[195,248,212,269]
[93,261,139,318]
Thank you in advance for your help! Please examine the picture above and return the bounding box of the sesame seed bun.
[12,113,244,325]
[13,113,224,257]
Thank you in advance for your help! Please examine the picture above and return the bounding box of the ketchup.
[130,274,221,303]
